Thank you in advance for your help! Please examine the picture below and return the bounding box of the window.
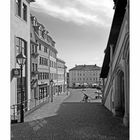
[35,64,37,71]
[32,63,34,71]
[39,43,41,50]
[39,57,41,64]
[32,45,34,53]
[23,3,27,21]
[35,45,37,53]
[44,46,47,53]
[16,0,21,17]
[16,37,27,56]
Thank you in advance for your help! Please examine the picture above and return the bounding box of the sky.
[30,0,114,70]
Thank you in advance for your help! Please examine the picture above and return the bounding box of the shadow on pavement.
[11,101,129,140]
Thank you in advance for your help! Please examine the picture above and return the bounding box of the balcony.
[31,52,39,58]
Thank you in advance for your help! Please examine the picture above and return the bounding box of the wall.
[10,0,31,107]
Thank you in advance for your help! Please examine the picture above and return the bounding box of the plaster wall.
[10,0,31,107]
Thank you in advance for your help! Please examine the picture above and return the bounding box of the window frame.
[22,3,27,21]
[15,0,21,17]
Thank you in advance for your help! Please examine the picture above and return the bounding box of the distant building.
[100,0,129,126]
[10,0,35,119]
[56,58,67,95]
[69,64,101,88]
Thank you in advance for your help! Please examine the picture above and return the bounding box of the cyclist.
[83,94,89,102]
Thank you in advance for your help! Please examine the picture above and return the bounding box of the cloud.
[31,0,114,27]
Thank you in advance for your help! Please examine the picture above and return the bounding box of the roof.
[26,0,35,3]
[100,0,127,78]
[34,32,58,54]
[56,58,65,64]
[69,65,101,71]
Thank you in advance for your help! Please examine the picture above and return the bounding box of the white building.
[10,0,35,120]
[69,65,101,88]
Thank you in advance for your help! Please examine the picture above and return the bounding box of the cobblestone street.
[11,89,129,140]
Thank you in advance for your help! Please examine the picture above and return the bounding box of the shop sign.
[13,68,20,77]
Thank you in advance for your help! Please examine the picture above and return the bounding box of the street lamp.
[50,79,54,102]
[16,53,26,123]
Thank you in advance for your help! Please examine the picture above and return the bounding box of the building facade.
[10,0,35,119]
[30,15,39,108]
[69,65,101,88]
[11,2,67,121]
[30,15,57,103]
[100,0,129,126]
[49,36,57,97]
[56,58,67,95]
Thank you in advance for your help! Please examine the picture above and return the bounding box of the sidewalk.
[24,92,70,122]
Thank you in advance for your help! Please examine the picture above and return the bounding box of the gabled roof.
[69,65,101,71]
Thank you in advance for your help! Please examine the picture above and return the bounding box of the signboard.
[13,68,20,77]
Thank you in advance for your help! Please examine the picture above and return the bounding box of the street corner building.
[10,0,67,123]
[69,64,102,88]
[100,0,129,126]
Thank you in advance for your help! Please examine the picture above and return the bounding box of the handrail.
[10,96,49,122]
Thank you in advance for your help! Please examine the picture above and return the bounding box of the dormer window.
[32,18,36,26]
[42,30,46,38]
[39,26,42,37]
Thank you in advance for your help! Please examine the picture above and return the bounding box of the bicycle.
[80,95,91,102]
